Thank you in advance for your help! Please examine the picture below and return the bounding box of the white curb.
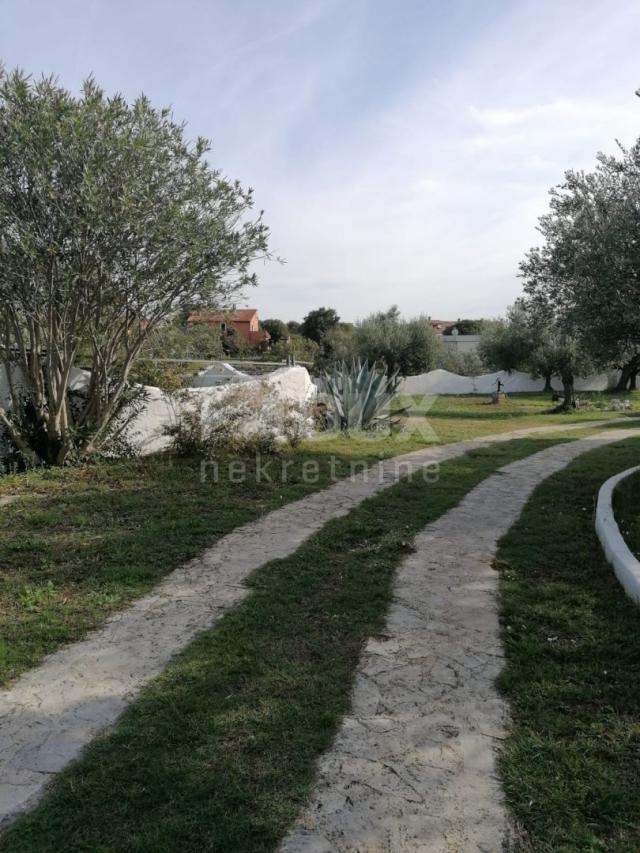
[595,465,640,604]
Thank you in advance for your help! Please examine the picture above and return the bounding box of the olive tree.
[479,300,592,407]
[478,303,538,376]
[0,70,268,465]
[353,306,440,376]
[520,143,640,391]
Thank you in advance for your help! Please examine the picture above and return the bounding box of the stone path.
[0,418,635,826]
[281,428,640,853]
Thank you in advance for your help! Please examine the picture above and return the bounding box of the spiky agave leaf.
[323,359,401,431]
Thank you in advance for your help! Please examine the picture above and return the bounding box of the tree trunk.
[616,356,640,391]
[543,371,553,392]
[562,380,574,410]
[616,365,632,391]
[555,375,575,412]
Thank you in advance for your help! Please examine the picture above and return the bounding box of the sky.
[2,0,640,322]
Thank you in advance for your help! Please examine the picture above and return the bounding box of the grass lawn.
[306,391,640,456]
[613,468,640,560]
[0,453,361,686]
[0,434,577,853]
[2,393,635,687]
[496,436,640,852]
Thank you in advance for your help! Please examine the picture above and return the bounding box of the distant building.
[187,308,270,347]
[429,320,457,335]
[441,330,482,354]
[430,319,482,353]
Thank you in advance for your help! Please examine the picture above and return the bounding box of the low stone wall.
[595,465,640,605]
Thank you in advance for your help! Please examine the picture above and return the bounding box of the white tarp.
[0,364,316,457]
[1,365,90,407]
[190,361,252,387]
[127,365,316,454]
[399,368,619,396]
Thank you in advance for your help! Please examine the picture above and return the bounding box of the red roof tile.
[187,308,258,324]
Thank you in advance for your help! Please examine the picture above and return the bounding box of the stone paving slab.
[0,418,635,825]
[281,429,640,853]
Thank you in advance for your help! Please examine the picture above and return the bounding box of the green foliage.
[142,321,223,360]
[442,318,486,335]
[479,303,537,373]
[479,301,593,405]
[128,362,186,394]
[313,325,356,371]
[322,359,401,431]
[520,141,640,382]
[261,318,289,345]
[353,306,440,375]
[270,334,319,363]
[0,68,269,465]
[18,581,59,613]
[300,307,340,343]
[438,347,486,376]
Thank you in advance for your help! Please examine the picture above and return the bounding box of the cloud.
[253,2,640,322]
[467,98,626,129]
[2,0,640,322]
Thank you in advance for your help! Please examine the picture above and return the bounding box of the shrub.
[141,321,224,360]
[271,335,319,364]
[129,361,186,394]
[163,398,210,456]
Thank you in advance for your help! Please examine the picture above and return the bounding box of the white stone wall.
[440,334,482,354]
[399,368,620,396]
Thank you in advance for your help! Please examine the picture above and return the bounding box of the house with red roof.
[187,308,270,347]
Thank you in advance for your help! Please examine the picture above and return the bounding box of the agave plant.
[322,359,403,432]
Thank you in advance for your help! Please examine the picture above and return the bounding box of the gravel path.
[281,429,640,853]
[0,419,635,826]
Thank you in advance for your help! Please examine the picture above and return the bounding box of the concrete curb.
[595,465,640,604]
